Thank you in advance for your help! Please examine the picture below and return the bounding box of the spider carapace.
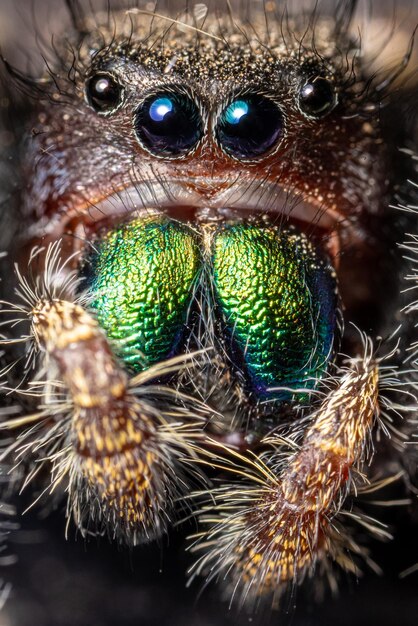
[0,0,417,611]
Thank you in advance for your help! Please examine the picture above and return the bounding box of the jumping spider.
[0,0,417,616]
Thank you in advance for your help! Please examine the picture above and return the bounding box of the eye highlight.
[134,90,204,157]
[149,97,174,122]
[298,76,337,118]
[216,93,284,160]
[86,73,124,114]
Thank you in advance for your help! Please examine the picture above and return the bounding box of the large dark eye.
[298,76,337,118]
[86,73,124,114]
[216,94,284,160]
[134,91,204,157]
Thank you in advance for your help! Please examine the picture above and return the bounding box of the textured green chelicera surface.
[87,215,336,400]
[88,216,200,371]
[212,224,336,399]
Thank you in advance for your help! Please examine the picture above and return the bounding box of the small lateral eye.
[298,76,337,118]
[86,73,124,114]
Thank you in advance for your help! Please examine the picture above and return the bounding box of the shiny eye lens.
[135,91,204,156]
[298,76,337,117]
[84,216,200,371]
[216,94,283,159]
[86,73,124,114]
[213,224,337,400]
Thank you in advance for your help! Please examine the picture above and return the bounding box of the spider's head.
[3,4,417,597]
[18,8,402,428]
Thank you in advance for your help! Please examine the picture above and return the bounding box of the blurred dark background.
[0,1,418,625]
[1,499,418,626]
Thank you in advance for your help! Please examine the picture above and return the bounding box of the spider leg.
[8,297,204,544]
[189,346,380,603]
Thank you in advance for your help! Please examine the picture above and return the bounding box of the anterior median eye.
[216,94,284,159]
[134,90,204,156]
[84,216,200,371]
[212,224,338,400]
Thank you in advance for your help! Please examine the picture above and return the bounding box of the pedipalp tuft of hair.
[0,245,209,544]
[187,345,381,606]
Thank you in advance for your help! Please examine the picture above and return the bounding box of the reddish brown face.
[18,11,397,342]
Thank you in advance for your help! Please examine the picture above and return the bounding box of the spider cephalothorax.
[0,0,417,611]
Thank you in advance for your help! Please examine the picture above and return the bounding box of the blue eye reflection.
[135,90,204,156]
[149,97,174,122]
[216,93,284,160]
[225,100,249,125]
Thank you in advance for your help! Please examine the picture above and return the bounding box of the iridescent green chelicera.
[86,215,337,401]
[212,224,337,399]
[87,215,200,371]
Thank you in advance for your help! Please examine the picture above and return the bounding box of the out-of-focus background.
[1,0,417,72]
[0,2,418,625]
